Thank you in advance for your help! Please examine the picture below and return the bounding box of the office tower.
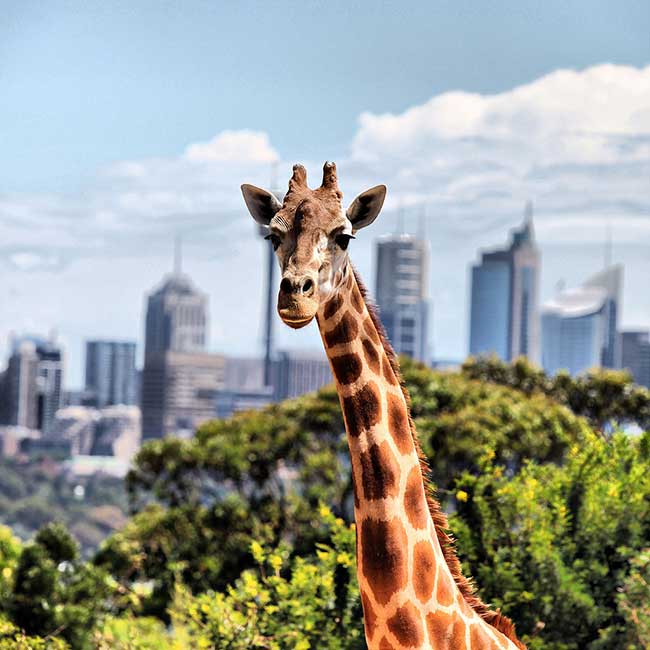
[541,265,622,376]
[0,337,63,434]
[143,243,208,361]
[85,340,137,407]
[141,245,221,439]
[621,330,650,388]
[141,350,225,438]
[272,350,333,401]
[375,234,430,362]
[469,203,540,363]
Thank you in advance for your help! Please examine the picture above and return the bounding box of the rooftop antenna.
[173,233,183,275]
[604,221,612,269]
[524,200,533,223]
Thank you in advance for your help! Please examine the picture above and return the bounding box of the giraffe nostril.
[302,278,314,295]
[280,278,293,294]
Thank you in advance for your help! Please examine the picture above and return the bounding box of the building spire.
[174,234,182,275]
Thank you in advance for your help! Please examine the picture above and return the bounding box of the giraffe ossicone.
[242,162,526,650]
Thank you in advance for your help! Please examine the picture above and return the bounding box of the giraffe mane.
[353,268,526,650]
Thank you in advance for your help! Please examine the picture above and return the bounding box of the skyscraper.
[469,203,540,363]
[541,265,622,376]
[620,330,650,388]
[375,234,430,362]
[144,273,208,361]
[0,337,63,434]
[85,340,137,407]
[141,248,222,439]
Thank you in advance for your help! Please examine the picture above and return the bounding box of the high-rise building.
[271,350,333,401]
[541,265,622,376]
[0,337,63,434]
[144,274,208,361]
[141,248,222,439]
[469,203,540,363]
[621,330,650,388]
[85,340,137,407]
[141,351,225,438]
[375,234,430,362]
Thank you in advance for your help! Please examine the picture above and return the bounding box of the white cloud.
[183,130,278,163]
[348,63,650,242]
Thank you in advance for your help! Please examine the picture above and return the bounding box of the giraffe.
[241,162,526,650]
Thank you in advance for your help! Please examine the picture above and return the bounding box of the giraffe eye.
[265,234,281,250]
[335,234,355,250]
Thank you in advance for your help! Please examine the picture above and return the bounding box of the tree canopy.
[1,359,649,649]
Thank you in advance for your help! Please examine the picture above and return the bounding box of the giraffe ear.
[241,184,282,226]
[346,185,387,231]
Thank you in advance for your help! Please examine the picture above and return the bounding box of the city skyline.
[2,4,649,387]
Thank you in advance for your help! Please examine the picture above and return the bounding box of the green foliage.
[462,355,650,431]
[403,359,589,486]
[618,549,650,649]
[169,507,364,650]
[92,616,174,650]
[0,616,69,650]
[451,430,650,650]
[9,523,114,650]
[3,359,650,649]
[0,527,21,610]
[112,360,588,615]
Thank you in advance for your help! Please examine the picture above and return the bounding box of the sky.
[2,1,649,387]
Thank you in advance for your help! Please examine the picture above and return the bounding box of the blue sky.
[2,1,649,387]
[4,1,649,190]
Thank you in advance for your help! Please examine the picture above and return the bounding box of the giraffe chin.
[278,310,316,329]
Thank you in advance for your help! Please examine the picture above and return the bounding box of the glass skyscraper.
[469,203,540,363]
[541,265,622,376]
[375,234,430,363]
[85,340,137,407]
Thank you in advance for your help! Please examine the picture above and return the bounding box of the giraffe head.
[242,162,386,328]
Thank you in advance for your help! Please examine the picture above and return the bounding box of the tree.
[462,355,650,431]
[10,523,112,650]
[450,430,650,650]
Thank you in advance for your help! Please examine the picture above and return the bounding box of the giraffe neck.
[316,263,522,650]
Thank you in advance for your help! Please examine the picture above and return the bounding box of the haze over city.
[2,2,649,387]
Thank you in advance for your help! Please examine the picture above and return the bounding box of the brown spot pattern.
[379,638,396,650]
[359,441,400,501]
[387,601,424,648]
[342,381,381,436]
[351,285,365,314]
[470,623,500,649]
[360,591,377,641]
[362,338,380,374]
[323,293,343,320]
[436,566,456,607]
[404,465,429,530]
[330,353,362,385]
[363,317,381,344]
[360,517,408,605]
[413,540,436,603]
[387,393,412,454]
[324,311,358,348]
[382,355,398,385]
[426,611,466,650]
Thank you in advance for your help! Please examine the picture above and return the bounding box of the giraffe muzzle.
[278,275,319,329]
